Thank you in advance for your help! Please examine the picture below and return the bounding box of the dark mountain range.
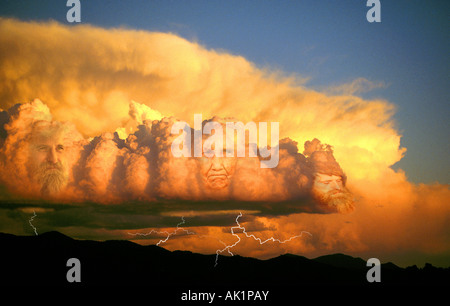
[0,231,448,288]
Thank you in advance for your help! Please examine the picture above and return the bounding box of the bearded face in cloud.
[0,99,84,200]
[27,121,70,196]
[311,173,354,213]
[308,150,354,213]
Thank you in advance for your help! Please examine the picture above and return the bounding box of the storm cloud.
[0,18,448,267]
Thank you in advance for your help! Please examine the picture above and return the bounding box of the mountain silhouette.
[314,253,367,269]
[0,231,448,287]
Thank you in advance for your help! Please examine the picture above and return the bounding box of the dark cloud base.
[0,196,321,239]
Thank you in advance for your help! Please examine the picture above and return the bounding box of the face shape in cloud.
[200,153,237,190]
[311,173,354,213]
[308,150,354,213]
[27,121,70,196]
[0,100,84,200]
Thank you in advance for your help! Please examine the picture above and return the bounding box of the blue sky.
[1,0,448,184]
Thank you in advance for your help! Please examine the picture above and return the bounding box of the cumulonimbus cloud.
[0,18,448,265]
[0,99,338,213]
[0,17,404,183]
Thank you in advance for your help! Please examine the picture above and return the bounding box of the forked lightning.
[215,212,311,266]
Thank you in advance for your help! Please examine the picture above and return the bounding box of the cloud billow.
[0,18,448,265]
[1,100,348,216]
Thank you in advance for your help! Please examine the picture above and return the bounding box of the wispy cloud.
[324,77,389,96]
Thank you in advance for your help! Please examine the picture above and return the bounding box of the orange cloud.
[0,18,404,183]
[0,18,448,266]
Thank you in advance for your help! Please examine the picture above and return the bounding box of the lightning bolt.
[128,216,196,246]
[29,210,38,236]
[214,212,312,267]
